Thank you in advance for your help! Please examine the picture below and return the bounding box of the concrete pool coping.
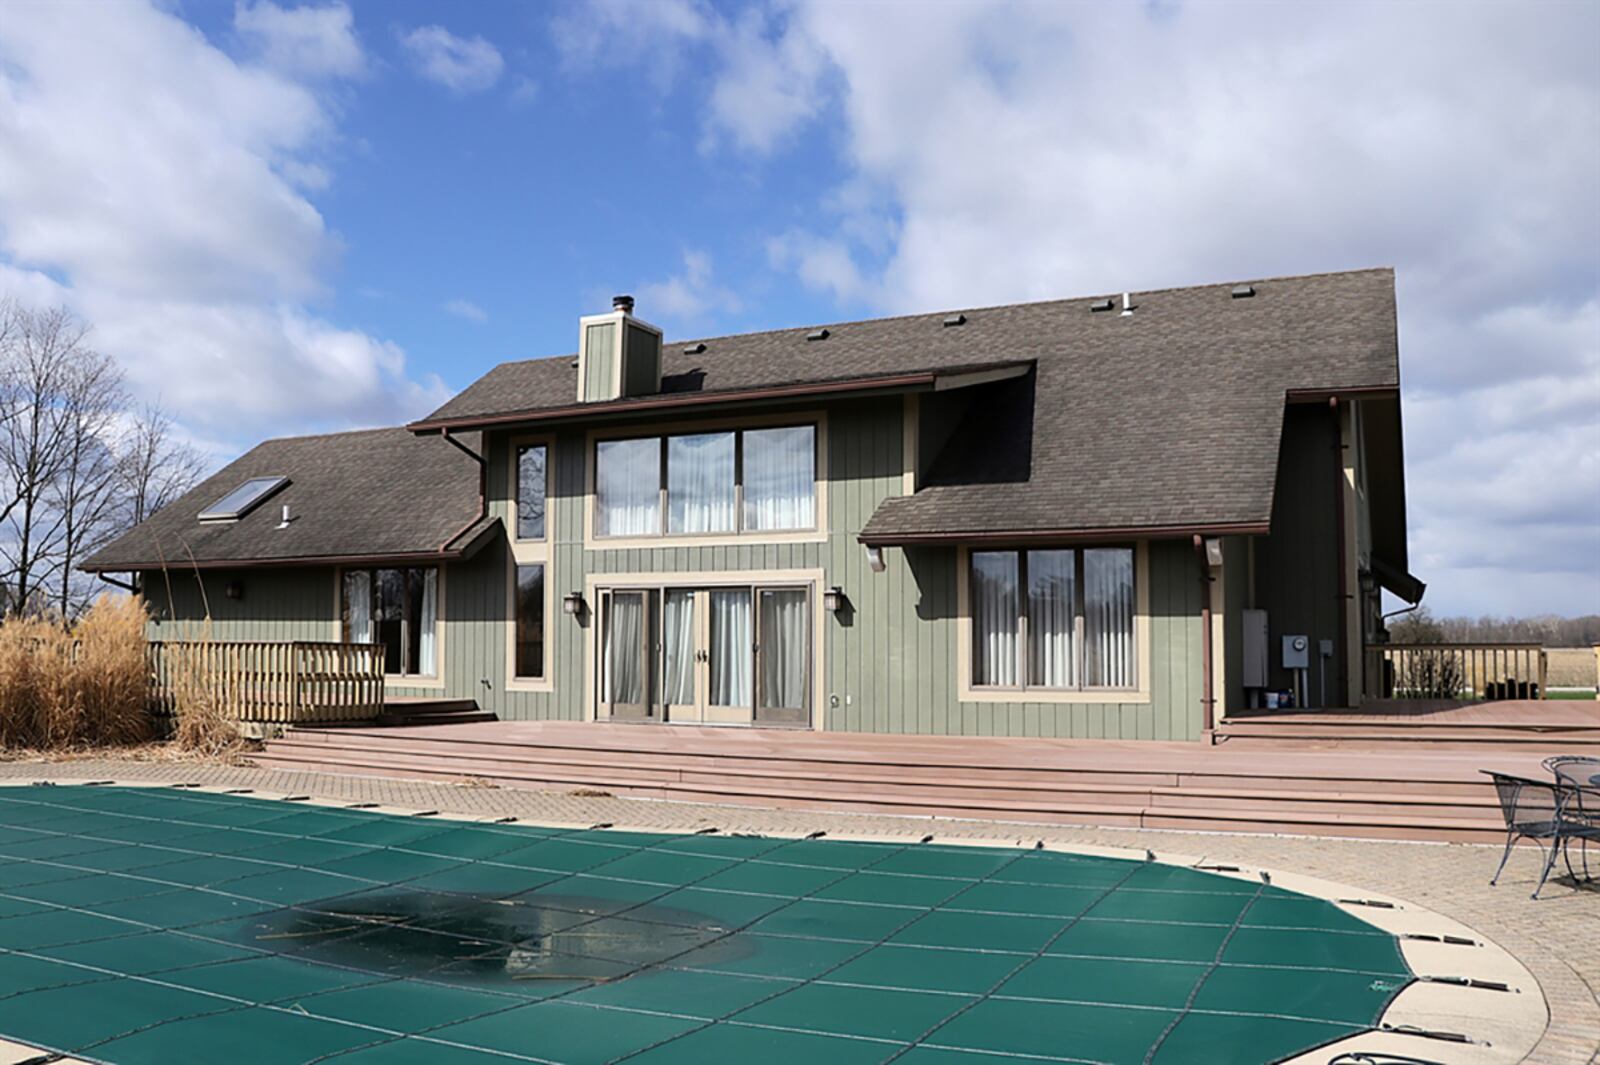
[0,759,1593,1063]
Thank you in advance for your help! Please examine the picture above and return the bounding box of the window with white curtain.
[594,423,817,539]
[970,547,1135,691]
[343,566,439,677]
[667,432,735,533]
[743,426,815,531]
[596,437,661,536]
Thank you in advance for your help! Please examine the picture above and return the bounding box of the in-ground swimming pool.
[0,784,1414,1064]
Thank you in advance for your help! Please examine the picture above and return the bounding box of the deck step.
[253,720,1526,843]
[370,698,496,728]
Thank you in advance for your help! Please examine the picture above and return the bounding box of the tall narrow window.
[743,425,816,531]
[971,551,1019,686]
[666,432,735,534]
[969,547,1135,692]
[597,437,661,536]
[516,444,547,540]
[514,564,544,679]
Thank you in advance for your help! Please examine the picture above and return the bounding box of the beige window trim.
[955,541,1151,705]
[582,567,827,730]
[333,564,447,689]
[902,393,919,496]
[583,410,829,550]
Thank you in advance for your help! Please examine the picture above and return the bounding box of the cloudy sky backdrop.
[0,0,1595,615]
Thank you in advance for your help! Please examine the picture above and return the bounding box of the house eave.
[408,363,1033,435]
[858,520,1272,547]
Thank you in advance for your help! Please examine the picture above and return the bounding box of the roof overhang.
[859,519,1271,548]
[80,518,503,574]
[1285,385,1399,404]
[1369,555,1426,606]
[408,362,1034,435]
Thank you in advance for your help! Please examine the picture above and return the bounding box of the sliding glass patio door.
[598,583,810,727]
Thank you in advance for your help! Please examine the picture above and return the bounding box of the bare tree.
[120,403,204,528]
[0,304,113,612]
[50,366,129,615]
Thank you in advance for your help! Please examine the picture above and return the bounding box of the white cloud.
[399,25,504,94]
[0,0,444,452]
[443,298,488,323]
[576,0,1600,616]
[635,250,741,331]
[234,1,365,79]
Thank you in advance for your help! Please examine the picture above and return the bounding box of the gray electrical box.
[1283,634,1310,670]
[1242,610,1268,688]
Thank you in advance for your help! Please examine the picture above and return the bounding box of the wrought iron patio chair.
[1543,755,1600,882]
[1482,771,1564,898]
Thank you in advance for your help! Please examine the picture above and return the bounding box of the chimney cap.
[612,294,635,314]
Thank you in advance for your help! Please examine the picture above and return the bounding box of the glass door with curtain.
[600,582,810,727]
[756,587,810,726]
[600,588,655,721]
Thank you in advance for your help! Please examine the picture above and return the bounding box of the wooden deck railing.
[1375,643,1547,701]
[147,640,385,724]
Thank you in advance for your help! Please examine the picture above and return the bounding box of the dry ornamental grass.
[0,595,151,750]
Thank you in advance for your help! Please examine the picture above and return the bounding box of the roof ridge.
[255,424,413,447]
[484,266,1395,368]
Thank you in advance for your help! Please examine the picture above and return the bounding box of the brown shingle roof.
[861,267,1399,541]
[82,428,492,572]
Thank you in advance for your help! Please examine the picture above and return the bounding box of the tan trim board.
[901,393,919,496]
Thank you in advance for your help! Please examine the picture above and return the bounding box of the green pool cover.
[0,785,1412,1064]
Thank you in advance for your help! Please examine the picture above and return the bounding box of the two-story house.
[83,267,1422,741]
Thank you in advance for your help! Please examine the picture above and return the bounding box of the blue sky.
[0,0,1596,616]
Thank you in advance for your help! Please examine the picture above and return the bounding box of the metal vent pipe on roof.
[1120,292,1134,317]
[612,294,635,314]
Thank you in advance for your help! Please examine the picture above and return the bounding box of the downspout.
[1193,534,1215,739]
[1330,397,1349,708]
[439,429,488,552]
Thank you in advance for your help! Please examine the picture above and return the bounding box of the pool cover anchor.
[1382,1022,1482,1046]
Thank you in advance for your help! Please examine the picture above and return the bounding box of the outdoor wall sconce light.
[563,591,586,616]
[865,546,886,573]
[224,581,244,601]
[823,587,845,613]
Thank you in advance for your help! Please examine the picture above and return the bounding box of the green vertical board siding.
[143,397,1205,740]
[582,322,615,401]
[143,567,336,643]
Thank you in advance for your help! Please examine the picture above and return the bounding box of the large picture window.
[343,567,438,677]
[970,547,1134,691]
[595,424,817,539]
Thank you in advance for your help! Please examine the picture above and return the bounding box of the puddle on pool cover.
[241,891,754,986]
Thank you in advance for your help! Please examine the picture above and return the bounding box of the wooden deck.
[254,713,1598,843]
[1216,699,1600,749]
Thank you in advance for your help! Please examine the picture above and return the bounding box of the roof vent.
[612,294,635,314]
[1231,284,1256,299]
[1090,298,1114,313]
[684,342,706,355]
[1120,292,1135,317]
[807,328,830,341]
[276,504,294,530]
[943,313,967,327]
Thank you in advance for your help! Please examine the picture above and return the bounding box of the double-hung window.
[970,547,1136,691]
[595,424,817,539]
[510,438,551,686]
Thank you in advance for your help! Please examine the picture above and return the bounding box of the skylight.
[198,476,289,522]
